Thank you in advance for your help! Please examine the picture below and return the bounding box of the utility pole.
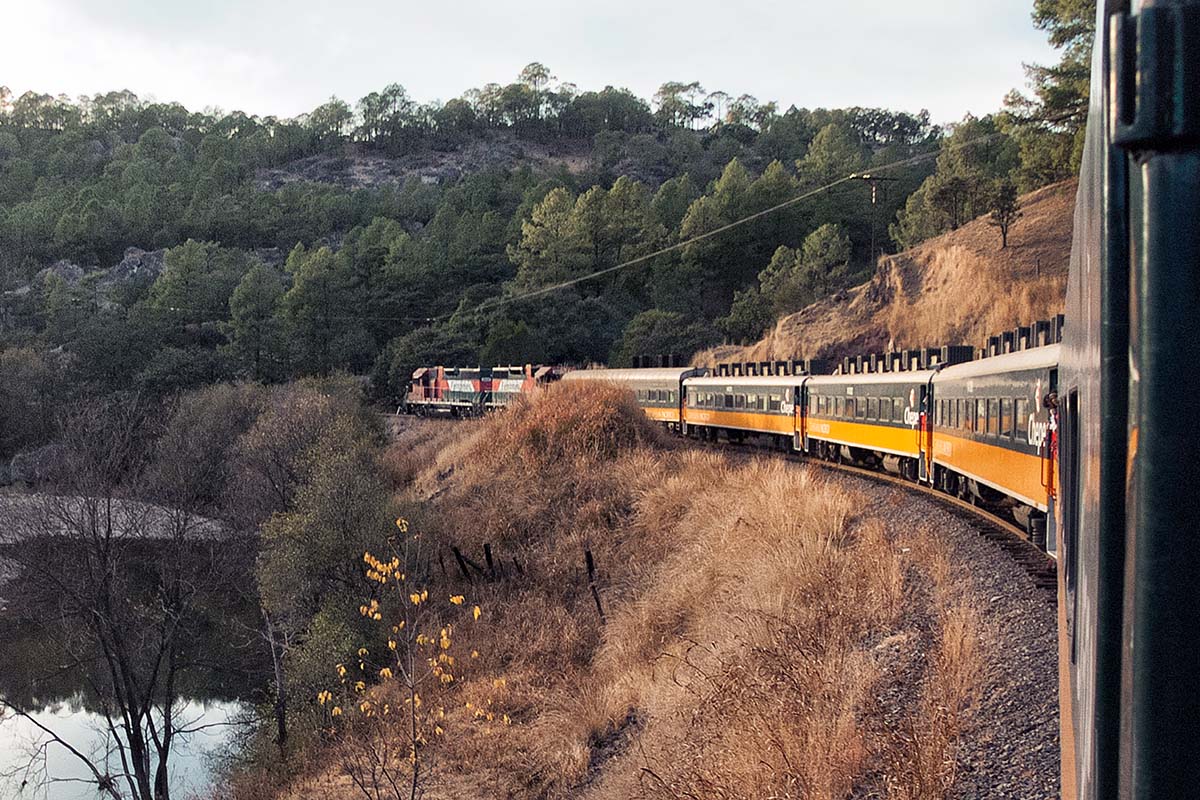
[849,173,900,265]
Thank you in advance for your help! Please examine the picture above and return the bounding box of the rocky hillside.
[699,179,1076,366]
[255,133,594,191]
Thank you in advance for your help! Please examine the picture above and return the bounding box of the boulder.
[98,247,166,291]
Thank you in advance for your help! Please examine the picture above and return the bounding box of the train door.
[679,378,689,436]
[1045,368,1059,556]
[794,379,809,452]
[918,383,933,483]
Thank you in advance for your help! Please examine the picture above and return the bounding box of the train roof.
[561,367,704,383]
[934,344,1060,381]
[685,375,800,388]
[805,369,937,387]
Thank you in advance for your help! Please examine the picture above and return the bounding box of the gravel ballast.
[842,473,1061,799]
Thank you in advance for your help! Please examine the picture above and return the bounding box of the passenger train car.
[803,370,934,480]
[932,344,1059,550]
[560,367,704,429]
[683,375,795,444]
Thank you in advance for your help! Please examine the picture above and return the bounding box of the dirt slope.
[699,179,1076,366]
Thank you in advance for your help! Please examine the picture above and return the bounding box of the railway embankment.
[269,383,1057,800]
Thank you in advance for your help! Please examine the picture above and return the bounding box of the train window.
[867,397,878,420]
[724,394,734,409]
[881,399,892,422]
[1015,398,1029,442]
[835,397,843,416]
[856,398,866,420]
[1001,398,1013,438]
[975,399,985,434]
[769,395,781,412]
[734,394,745,409]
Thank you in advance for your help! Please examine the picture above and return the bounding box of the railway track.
[691,436,1059,595]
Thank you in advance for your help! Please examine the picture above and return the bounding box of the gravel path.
[847,474,1061,799]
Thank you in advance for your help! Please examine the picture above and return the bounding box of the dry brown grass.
[378,417,472,488]
[263,385,984,800]
[696,179,1075,366]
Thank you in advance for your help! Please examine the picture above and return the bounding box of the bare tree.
[0,398,258,800]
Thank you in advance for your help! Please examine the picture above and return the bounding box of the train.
[404,363,565,415]
[560,334,1063,550]
[408,331,1064,550]
[402,2,1199,795]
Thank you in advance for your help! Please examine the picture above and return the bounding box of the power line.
[433,127,1012,324]
[156,115,1070,327]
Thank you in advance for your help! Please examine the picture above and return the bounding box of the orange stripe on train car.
[806,418,922,458]
[684,408,793,434]
[932,432,1050,509]
[641,406,681,423]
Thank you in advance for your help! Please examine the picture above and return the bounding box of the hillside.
[226,382,1060,800]
[699,179,1075,366]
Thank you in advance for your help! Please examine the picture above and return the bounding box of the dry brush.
[256,382,984,800]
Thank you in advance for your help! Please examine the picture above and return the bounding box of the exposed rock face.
[38,260,87,285]
[97,247,166,291]
[254,134,592,191]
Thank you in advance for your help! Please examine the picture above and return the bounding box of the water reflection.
[0,699,248,800]
[0,499,271,800]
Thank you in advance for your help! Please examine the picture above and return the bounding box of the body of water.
[0,699,249,800]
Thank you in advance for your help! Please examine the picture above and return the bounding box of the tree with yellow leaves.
[319,517,488,800]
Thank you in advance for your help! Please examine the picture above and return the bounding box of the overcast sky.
[2,0,1055,124]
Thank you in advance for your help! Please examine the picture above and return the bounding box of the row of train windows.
[691,392,785,412]
[809,394,909,423]
[936,397,1031,441]
[636,388,679,404]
